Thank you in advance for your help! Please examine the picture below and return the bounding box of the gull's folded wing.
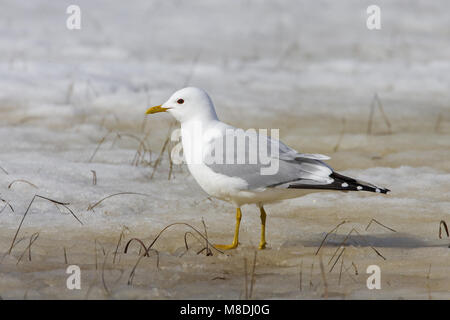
[204,130,334,190]
[203,130,389,193]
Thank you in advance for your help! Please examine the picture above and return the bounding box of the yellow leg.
[259,206,267,250]
[214,207,242,250]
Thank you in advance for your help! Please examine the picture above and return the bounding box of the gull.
[146,87,389,250]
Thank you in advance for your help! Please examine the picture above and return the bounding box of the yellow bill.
[146,105,169,114]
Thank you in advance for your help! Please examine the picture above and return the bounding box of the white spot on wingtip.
[341,182,349,188]
[375,188,381,193]
[357,186,363,190]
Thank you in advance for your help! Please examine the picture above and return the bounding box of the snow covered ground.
[0,0,449,299]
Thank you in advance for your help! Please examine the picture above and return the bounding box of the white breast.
[187,163,248,202]
[181,120,248,202]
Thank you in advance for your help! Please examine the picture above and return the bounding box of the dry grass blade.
[84,278,99,300]
[329,247,346,273]
[329,227,386,262]
[367,93,392,135]
[88,130,111,163]
[124,222,221,273]
[196,247,211,255]
[183,231,203,252]
[168,140,174,180]
[39,195,82,225]
[351,228,387,260]
[8,179,38,189]
[327,228,356,266]
[87,192,151,211]
[343,264,359,283]
[249,251,257,299]
[183,234,213,256]
[319,255,328,298]
[137,131,153,166]
[309,262,315,288]
[48,198,83,225]
[28,233,39,261]
[343,263,357,276]
[150,132,171,179]
[101,252,110,296]
[8,195,39,254]
[113,269,126,286]
[110,132,122,148]
[200,218,212,256]
[17,232,40,265]
[91,170,97,185]
[0,198,14,213]
[128,255,145,286]
[299,260,303,292]
[113,226,129,264]
[370,246,386,260]
[439,220,449,239]
[377,97,392,134]
[128,249,160,286]
[94,241,98,270]
[64,247,68,264]
[140,117,147,134]
[426,264,432,300]
[0,165,8,175]
[141,222,223,255]
[8,195,82,254]
[1,238,26,262]
[124,238,151,257]
[94,239,106,270]
[365,218,397,232]
[338,253,345,286]
[315,220,346,255]
[351,262,358,275]
[243,257,248,300]
[98,113,120,131]
[117,133,152,166]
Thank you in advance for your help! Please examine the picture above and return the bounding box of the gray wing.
[204,131,390,194]
[204,131,334,190]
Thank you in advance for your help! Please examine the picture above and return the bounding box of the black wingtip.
[377,187,390,194]
[284,172,390,194]
[330,172,390,194]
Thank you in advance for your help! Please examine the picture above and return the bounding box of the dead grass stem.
[365,218,397,233]
[367,93,392,135]
[87,192,150,211]
[8,179,38,189]
[315,220,346,255]
[8,195,82,255]
[319,255,328,298]
[17,232,39,265]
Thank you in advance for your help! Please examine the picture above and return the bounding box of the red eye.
[177,99,184,104]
